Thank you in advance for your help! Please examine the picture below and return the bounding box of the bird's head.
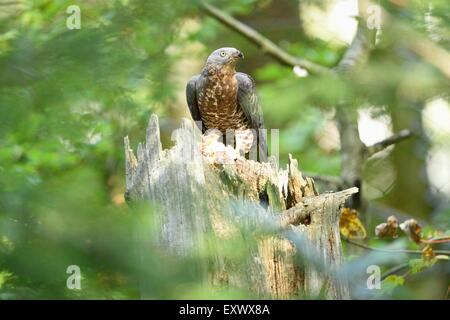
[205,47,244,69]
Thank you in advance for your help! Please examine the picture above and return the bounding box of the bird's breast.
[197,74,249,133]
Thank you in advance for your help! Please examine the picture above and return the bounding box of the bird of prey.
[186,47,268,162]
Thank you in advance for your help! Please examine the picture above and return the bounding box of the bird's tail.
[258,130,268,162]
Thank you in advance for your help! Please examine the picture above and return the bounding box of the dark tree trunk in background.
[336,107,366,210]
[383,102,434,219]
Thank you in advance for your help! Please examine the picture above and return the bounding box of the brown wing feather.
[236,72,268,162]
[186,74,204,132]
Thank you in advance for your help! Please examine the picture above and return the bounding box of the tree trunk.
[124,114,357,299]
[384,101,433,219]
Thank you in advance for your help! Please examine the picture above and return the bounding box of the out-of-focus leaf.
[375,215,399,239]
[409,258,437,274]
[0,271,13,289]
[340,208,367,239]
[421,245,436,260]
[378,275,405,296]
[399,219,422,243]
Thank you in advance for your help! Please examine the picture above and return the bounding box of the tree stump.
[124,114,357,299]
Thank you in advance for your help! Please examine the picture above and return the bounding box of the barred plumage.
[186,47,268,162]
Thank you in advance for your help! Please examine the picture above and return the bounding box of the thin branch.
[381,262,410,280]
[421,236,450,244]
[343,237,450,255]
[367,202,427,227]
[200,1,331,75]
[365,129,413,157]
[336,0,375,72]
[335,23,372,72]
[410,38,450,80]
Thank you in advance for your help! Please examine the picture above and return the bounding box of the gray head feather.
[205,47,244,66]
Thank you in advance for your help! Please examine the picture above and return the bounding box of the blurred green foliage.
[0,0,449,299]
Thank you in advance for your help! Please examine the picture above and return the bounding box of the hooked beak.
[232,50,244,60]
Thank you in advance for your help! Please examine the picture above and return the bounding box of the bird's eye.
[220,51,226,57]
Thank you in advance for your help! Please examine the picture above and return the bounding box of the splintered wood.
[124,114,357,299]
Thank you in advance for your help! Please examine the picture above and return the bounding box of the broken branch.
[277,187,359,228]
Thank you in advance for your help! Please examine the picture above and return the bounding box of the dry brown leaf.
[375,215,399,239]
[422,245,435,260]
[340,208,367,239]
[399,219,422,243]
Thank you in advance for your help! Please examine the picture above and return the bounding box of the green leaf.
[377,275,405,297]
[409,258,437,274]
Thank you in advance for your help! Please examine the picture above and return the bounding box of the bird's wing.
[186,74,204,132]
[236,72,268,162]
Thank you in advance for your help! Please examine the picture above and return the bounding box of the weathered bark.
[124,114,357,299]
